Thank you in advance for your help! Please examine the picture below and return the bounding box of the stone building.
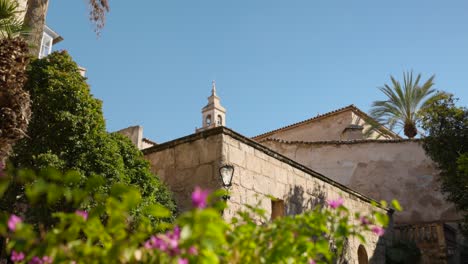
[120,83,463,263]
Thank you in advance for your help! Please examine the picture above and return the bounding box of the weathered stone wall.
[220,132,387,263]
[259,110,391,142]
[144,132,223,211]
[260,139,461,224]
[15,0,28,21]
[117,126,144,150]
[264,111,354,142]
[143,128,389,263]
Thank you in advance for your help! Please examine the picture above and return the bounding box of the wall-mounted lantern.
[219,164,234,200]
[219,164,234,188]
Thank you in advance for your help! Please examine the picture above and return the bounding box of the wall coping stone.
[260,137,422,145]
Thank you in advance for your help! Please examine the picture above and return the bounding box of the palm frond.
[0,0,25,38]
[369,71,441,138]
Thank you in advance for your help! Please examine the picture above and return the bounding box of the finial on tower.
[211,80,217,96]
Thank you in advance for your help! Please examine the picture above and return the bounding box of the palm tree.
[23,0,110,56]
[0,0,30,164]
[370,72,444,139]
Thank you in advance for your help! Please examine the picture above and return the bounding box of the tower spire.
[196,81,226,132]
[211,80,217,96]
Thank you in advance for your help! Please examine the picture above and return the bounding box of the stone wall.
[143,131,224,211]
[117,126,144,150]
[255,109,392,142]
[15,0,28,21]
[263,110,354,142]
[143,127,389,263]
[260,139,461,224]
[221,131,388,263]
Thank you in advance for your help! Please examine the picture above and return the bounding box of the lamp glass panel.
[220,166,234,186]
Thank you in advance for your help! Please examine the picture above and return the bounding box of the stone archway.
[357,244,369,264]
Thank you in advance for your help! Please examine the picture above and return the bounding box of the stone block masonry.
[143,127,390,263]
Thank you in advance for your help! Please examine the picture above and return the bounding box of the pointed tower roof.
[202,80,225,113]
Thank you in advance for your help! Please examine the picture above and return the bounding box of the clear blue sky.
[47,0,468,142]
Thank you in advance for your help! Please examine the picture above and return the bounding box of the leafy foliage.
[0,168,392,263]
[370,72,445,138]
[0,0,25,38]
[2,51,176,227]
[420,94,468,233]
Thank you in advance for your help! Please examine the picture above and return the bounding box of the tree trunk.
[404,121,417,139]
[22,0,49,57]
[0,37,30,165]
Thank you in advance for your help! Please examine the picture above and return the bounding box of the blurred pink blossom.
[10,251,24,262]
[8,214,22,231]
[178,258,188,264]
[372,226,385,236]
[360,216,371,226]
[28,256,42,264]
[327,197,344,209]
[188,246,198,255]
[191,187,209,209]
[75,210,88,220]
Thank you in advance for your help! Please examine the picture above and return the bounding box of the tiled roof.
[252,104,400,140]
[142,138,157,145]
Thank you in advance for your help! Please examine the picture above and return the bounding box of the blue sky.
[47,0,468,142]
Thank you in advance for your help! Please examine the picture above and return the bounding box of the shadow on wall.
[283,185,389,264]
[285,185,326,215]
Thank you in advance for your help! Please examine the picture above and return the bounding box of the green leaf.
[143,203,171,218]
[391,199,403,211]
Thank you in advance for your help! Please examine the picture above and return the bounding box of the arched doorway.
[357,245,369,264]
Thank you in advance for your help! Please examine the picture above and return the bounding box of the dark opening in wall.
[271,199,285,220]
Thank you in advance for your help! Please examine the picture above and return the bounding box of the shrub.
[0,167,393,263]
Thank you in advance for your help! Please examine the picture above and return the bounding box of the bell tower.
[196,81,226,132]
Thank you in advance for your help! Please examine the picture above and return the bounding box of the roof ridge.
[142,138,157,145]
[260,137,419,145]
[251,105,358,140]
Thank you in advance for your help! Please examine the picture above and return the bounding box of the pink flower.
[11,251,25,262]
[372,226,385,237]
[42,256,53,264]
[188,246,198,255]
[178,258,188,264]
[327,197,344,209]
[360,216,371,226]
[29,256,43,264]
[8,214,22,231]
[75,210,88,220]
[309,260,316,264]
[191,187,209,209]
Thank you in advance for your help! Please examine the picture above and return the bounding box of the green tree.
[2,51,176,227]
[420,94,468,233]
[0,0,30,164]
[370,72,444,138]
